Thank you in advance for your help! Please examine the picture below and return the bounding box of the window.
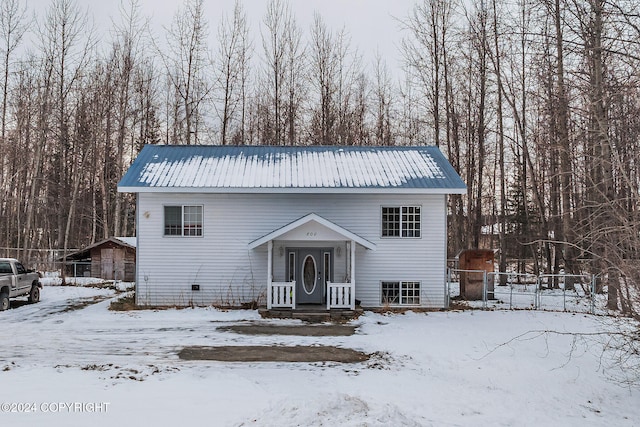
[382,207,400,237]
[0,261,11,274]
[382,206,421,237]
[381,281,420,305]
[401,281,421,304]
[381,281,400,304]
[183,206,203,236]
[324,252,331,284]
[15,263,26,274]
[288,252,295,282]
[164,205,203,236]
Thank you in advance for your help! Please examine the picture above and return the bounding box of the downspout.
[267,240,273,309]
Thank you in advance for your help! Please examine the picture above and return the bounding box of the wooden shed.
[63,237,136,281]
[458,249,495,300]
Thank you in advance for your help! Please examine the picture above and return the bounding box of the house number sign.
[306,231,317,237]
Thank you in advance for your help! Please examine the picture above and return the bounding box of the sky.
[26,0,415,75]
[1,284,638,426]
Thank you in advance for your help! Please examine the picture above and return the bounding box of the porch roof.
[248,213,376,250]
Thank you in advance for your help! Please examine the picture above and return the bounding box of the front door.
[287,248,333,304]
[101,249,114,280]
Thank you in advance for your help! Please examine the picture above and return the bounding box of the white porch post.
[350,239,356,310]
[267,240,273,309]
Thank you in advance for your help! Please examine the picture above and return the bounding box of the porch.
[266,280,358,310]
[248,213,376,317]
[261,260,362,321]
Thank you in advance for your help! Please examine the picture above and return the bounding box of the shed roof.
[118,145,466,194]
[60,237,137,261]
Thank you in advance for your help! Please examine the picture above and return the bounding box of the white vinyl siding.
[136,193,447,308]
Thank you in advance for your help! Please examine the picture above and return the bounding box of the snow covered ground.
[1,285,639,426]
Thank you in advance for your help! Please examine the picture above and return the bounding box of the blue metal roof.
[118,145,467,194]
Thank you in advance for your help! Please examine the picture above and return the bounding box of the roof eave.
[118,186,468,195]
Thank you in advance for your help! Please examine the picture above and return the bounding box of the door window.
[324,252,331,284]
[302,255,317,294]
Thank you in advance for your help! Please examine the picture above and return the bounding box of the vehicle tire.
[28,286,40,304]
[0,293,8,311]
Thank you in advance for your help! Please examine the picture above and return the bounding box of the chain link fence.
[447,268,601,314]
[1,248,135,283]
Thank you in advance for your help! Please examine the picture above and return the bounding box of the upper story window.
[164,205,203,236]
[381,206,421,238]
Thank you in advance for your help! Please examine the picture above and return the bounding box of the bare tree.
[161,0,211,145]
[0,0,27,143]
[579,0,619,309]
[401,0,465,254]
[283,9,304,146]
[0,0,28,257]
[401,0,457,147]
[372,51,393,145]
[488,0,507,282]
[308,14,361,146]
[110,0,148,237]
[552,0,577,277]
[37,0,94,275]
[259,0,288,145]
[464,0,490,250]
[216,0,250,145]
[13,56,43,261]
[309,12,336,145]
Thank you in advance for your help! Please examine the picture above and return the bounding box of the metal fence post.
[446,268,451,309]
[483,270,488,309]
[509,274,513,309]
[591,274,596,315]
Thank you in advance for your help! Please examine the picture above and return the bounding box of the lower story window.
[381,281,420,305]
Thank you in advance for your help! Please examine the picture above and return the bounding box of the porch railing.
[267,281,295,309]
[327,282,355,310]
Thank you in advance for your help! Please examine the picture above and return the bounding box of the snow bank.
[0,287,638,426]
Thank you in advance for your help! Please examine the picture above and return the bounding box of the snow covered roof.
[115,237,137,248]
[118,145,467,194]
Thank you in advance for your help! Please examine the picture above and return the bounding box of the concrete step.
[258,308,362,323]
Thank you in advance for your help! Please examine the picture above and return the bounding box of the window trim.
[163,205,204,237]
[381,281,421,306]
[381,205,422,238]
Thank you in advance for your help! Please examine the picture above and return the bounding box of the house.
[61,237,136,281]
[117,145,466,310]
